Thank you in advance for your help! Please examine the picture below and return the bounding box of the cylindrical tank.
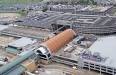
[36,29,76,60]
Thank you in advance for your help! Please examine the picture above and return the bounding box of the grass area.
[0,0,43,4]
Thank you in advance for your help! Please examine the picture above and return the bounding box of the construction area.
[52,14,116,34]
[0,0,116,75]
[48,4,114,15]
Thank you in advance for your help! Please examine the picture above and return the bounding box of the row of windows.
[53,56,116,74]
[84,62,116,74]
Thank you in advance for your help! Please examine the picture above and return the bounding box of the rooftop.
[8,37,37,48]
[89,36,116,68]
[15,11,63,28]
[53,14,116,34]
[0,25,9,31]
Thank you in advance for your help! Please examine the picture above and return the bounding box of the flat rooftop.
[53,14,116,34]
[8,37,37,48]
[56,14,99,24]
[14,11,63,28]
[88,36,116,68]
[1,26,52,39]
[0,25,9,31]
